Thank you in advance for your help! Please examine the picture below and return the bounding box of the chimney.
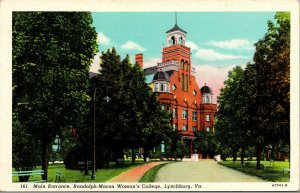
[135,53,143,69]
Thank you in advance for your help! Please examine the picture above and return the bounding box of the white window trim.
[206,114,210,121]
[192,112,197,121]
[173,108,177,118]
[182,110,187,119]
[154,83,158,92]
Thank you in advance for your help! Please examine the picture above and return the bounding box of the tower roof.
[200,85,213,94]
[166,24,187,34]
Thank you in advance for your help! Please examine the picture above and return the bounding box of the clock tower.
[162,22,191,92]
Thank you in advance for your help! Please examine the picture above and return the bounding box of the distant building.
[136,22,217,154]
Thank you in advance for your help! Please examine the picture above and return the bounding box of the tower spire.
[175,12,177,25]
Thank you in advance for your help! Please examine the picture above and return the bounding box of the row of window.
[172,108,211,121]
[202,95,213,104]
[169,36,185,46]
[173,124,210,132]
[154,83,170,92]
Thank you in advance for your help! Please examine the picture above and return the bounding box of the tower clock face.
[172,84,177,91]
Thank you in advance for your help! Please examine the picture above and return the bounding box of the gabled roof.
[166,24,187,34]
[144,66,157,75]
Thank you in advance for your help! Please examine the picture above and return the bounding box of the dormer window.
[154,83,158,92]
[160,84,164,91]
[154,82,170,93]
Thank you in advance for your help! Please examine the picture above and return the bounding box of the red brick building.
[136,22,217,154]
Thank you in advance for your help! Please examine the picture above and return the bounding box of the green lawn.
[219,160,290,182]
[139,162,169,182]
[13,161,145,183]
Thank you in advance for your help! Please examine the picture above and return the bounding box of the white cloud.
[194,63,247,103]
[207,39,254,50]
[186,41,250,61]
[89,52,101,73]
[97,32,110,45]
[121,40,145,52]
[186,41,199,51]
[195,48,248,61]
[143,57,161,69]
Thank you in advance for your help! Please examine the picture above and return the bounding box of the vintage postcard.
[0,0,299,191]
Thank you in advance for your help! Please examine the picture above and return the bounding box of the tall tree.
[94,48,172,165]
[252,12,290,169]
[216,66,246,162]
[12,12,98,180]
[128,64,172,163]
[216,12,290,169]
[94,48,126,165]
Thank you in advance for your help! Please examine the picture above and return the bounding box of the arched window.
[171,36,176,45]
[179,37,183,44]
[206,127,210,132]
[185,61,189,71]
[181,60,184,69]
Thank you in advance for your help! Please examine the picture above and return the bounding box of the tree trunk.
[241,147,245,164]
[114,149,119,166]
[277,151,281,161]
[105,148,110,168]
[143,147,147,162]
[41,138,49,181]
[131,147,135,164]
[256,144,261,170]
[233,149,237,162]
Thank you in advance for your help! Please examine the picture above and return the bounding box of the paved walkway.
[155,160,265,182]
[108,162,164,182]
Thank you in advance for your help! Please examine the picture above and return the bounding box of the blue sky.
[90,12,276,100]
